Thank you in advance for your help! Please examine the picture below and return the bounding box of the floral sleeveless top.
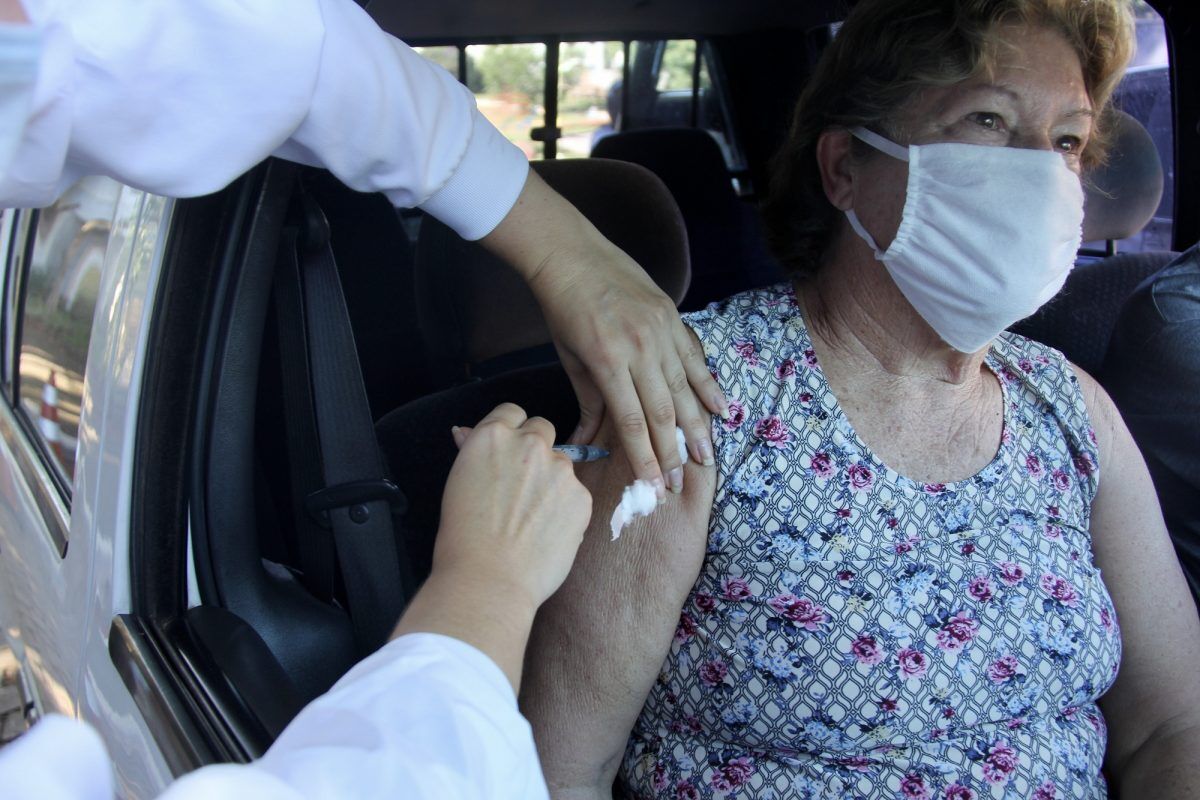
[621,285,1121,800]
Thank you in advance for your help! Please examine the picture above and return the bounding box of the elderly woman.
[519,0,1200,798]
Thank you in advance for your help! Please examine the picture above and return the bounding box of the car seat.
[380,158,692,585]
[590,127,785,311]
[413,158,690,388]
[1009,110,1177,375]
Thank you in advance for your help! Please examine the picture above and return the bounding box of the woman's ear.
[816,129,856,211]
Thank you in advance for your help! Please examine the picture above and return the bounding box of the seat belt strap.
[272,228,336,602]
[293,191,413,654]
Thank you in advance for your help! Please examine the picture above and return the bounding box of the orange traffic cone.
[38,371,65,463]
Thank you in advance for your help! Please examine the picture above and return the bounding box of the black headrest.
[592,127,734,200]
[1083,109,1165,242]
[414,159,689,383]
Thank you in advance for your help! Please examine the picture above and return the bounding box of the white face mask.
[844,126,1084,353]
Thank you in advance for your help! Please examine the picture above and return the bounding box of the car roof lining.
[371,0,840,41]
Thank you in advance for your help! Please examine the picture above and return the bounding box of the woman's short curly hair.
[761,0,1136,277]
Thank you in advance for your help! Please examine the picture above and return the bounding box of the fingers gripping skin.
[478,170,728,493]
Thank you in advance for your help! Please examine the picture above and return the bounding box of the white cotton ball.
[610,480,659,540]
[608,427,689,541]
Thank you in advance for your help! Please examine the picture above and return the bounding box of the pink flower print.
[894,538,916,555]
[699,659,729,686]
[968,576,994,602]
[723,400,746,431]
[924,483,947,494]
[960,541,975,556]
[877,697,898,713]
[652,762,670,792]
[1099,605,1115,633]
[775,358,797,380]
[694,592,717,614]
[944,785,976,800]
[900,773,931,800]
[675,781,700,800]
[836,507,852,519]
[710,756,754,793]
[799,391,814,404]
[997,561,1025,586]
[1025,453,1044,478]
[887,517,899,529]
[1032,781,1057,800]
[847,462,875,491]
[836,569,855,582]
[850,634,884,665]
[1073,451,1097,478]
[721,578,752,601]
[1007,717,1025,730]
[810,451,835,479]
[1087,426,1098,445]
[1050,467,1071,492]
[753,415,791,448]
[936,612,979,652]
[1047,504,1061,517]
[802,348,818,368]
[987,654,1020,684]
[1018,357,1034,373]
[767,594,828,631]
[733,339,758,366]
[1043,523,1062,540]
[1039,572,1078,607]
[897,647,929,680]
[675,611,699,643]
[832,755,874,772]
[981,740,1018,785]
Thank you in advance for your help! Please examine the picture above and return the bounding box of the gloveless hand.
[481,170,728,498]
[437,403,592,610]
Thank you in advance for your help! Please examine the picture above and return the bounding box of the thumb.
[450,425,474,449]
[561,353,605,445]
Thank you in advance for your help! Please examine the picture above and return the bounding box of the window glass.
[656,40,696,93]
[557,41,623,159]
[1107,1,1173,253]
[18,176,120,482]
[465,43,547,159]
[413,45,460,80]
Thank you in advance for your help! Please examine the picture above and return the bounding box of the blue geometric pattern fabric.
[620,284,1121,800]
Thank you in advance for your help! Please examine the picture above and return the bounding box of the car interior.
[110,0,1200,773]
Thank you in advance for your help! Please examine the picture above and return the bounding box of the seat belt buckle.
[305,479,408,528]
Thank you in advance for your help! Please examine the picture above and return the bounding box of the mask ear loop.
[842,127,911,259]
[849,126,910,162]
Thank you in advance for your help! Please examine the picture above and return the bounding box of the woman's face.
[846,22,1094,252]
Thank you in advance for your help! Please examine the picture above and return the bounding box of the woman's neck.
[796,237,990,388]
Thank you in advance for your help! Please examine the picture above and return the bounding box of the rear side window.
[14,176,120,485]
[414,38,742,169]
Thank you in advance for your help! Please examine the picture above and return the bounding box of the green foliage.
[475,44,545,104]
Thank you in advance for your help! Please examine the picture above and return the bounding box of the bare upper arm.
[519,417,716,795]
[1072,365,1200,774]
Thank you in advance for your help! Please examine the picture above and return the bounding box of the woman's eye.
[1056,136,1084,153]
[969,112,1004,131]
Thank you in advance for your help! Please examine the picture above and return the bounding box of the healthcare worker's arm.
[3,0,726,490]
[0,404,590,799]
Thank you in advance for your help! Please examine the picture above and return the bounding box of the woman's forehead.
[909,24,1092,122]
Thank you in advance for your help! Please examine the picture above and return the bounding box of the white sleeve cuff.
[414,107,530,241]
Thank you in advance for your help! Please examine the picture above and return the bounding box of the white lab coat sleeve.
[0,714,115,800]
[160,632,550,800]
[4,0,528,240]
